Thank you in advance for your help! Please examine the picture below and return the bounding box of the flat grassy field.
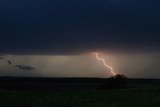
[1,88,160,107]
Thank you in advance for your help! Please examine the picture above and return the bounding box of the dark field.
[1,77,160,107]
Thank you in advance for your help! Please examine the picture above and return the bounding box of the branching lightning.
[94,53,116,76]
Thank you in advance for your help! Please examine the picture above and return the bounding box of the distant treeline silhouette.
[100,74,128,90]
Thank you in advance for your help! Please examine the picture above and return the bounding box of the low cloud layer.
[0,56,35,71]
[14,65,35,71]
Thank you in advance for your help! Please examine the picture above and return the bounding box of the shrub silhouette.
[100,74,128,90]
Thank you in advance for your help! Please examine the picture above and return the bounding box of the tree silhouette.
[100,74,128,90]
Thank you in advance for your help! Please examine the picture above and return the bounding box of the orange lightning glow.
[94,52,116,76]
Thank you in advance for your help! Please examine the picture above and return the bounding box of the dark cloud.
[7,60,12,65]
[0,0,160,54]
[0,57,5,60]
[14,65,35,71]
[0,56,35,70]
[0,56,12,65]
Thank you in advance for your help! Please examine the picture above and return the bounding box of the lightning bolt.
[94,52,116,76]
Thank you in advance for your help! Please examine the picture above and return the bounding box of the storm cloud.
[0,0,160,54]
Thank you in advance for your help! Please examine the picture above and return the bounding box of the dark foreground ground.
[1,88,160,107]
[0,77,160,107]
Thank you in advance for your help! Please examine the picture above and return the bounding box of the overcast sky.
[0,0,160,78]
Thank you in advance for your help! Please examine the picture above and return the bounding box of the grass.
[0,88,160,107]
